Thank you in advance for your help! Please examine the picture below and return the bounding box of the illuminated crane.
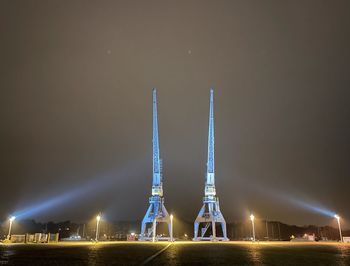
[139,89,171,241]
[194,89,228,241]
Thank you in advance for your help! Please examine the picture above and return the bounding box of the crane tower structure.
[139,89,171,241]
[193,89,229,241]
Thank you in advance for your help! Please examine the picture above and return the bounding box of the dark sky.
[1,0,349,228]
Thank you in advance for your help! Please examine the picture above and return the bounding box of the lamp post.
[152,219,156,242]
[334,214,343,243]
[7,216,16,240]
[170,214,174,242]
[250,214,256,242]
[95,214,101,241]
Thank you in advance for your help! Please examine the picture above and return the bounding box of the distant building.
[343,237,350,243]
[291,233,316,242]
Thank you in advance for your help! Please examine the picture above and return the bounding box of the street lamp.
[170,214,174,242]
[152,219,156,242]
[250,214,256,242]
[7,216,16,240]
[95,214,101,241]
[334,214,343,243]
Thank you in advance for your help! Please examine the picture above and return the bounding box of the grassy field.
[0,241,349,265]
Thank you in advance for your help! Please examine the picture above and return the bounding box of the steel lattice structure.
[139,89,171,241]
[194,89,228,241]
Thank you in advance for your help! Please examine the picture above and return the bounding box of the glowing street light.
[334,214,343,243]
[7,216,16,240]
[250,214,256,242]
[170,214,174,242]
[95,214,101,241]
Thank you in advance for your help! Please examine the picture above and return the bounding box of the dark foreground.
[1,241,349,266]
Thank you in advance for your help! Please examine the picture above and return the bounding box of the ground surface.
[0,241,349,265]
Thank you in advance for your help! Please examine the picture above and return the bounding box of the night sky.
[1,1,349,228]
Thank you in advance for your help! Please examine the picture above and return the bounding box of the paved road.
[0,241,349,265]
[150,242,350,265]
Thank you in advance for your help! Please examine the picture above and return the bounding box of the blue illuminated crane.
[139,88,171,241]
[194,89,228,241]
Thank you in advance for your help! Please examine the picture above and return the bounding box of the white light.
[95,213,101,241]
[334,214,343,242]
[131,232,135,236]
[250,214,256,241]
[7,215,16,239]
[170,214,173,220]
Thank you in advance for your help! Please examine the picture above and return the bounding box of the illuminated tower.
[139,89,171,241]
[194,89,228,241]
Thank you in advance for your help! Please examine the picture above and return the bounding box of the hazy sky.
[1,0,349,228]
